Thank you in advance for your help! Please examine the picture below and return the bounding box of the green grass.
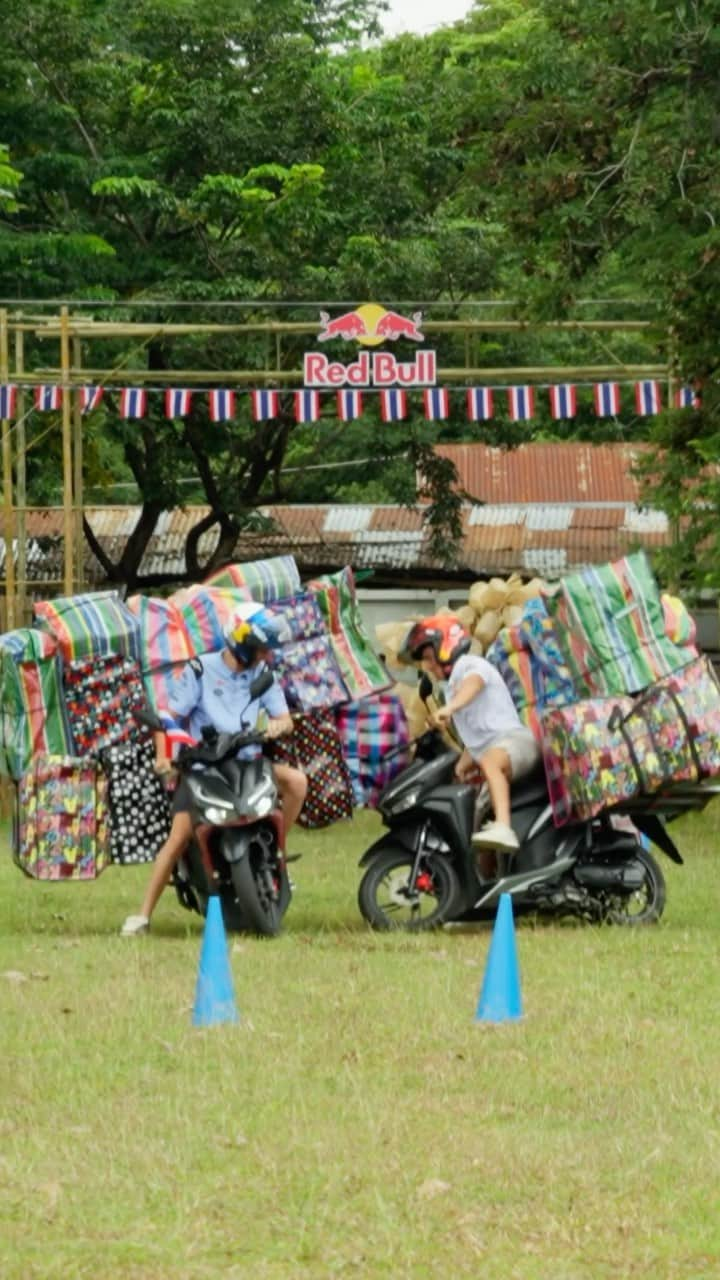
[1,806,720,1279]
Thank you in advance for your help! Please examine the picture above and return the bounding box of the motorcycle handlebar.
[176,729,268,769]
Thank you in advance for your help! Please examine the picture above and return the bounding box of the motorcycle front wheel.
[604,849,667,925]
[229,853,289,938]
[358,849,460,931]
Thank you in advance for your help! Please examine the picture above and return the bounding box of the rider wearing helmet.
[402,613,539,854]
[121,602,307,936]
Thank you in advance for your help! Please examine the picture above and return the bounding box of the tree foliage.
[2,0,719,587]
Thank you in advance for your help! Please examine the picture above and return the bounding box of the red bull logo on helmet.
[307,303,435,386]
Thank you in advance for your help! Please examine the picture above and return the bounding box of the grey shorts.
[477,728,540,781]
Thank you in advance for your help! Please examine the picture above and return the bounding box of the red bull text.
[304,349,436,387]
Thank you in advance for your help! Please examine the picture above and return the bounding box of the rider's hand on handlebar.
[264,713,293,740]
[430,705,453,729]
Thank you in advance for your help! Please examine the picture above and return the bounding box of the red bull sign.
[304,303,436,387]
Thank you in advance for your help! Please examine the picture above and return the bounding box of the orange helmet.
[400,614,471,672]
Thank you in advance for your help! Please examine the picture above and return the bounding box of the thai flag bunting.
[635,380,662,415]
[79,386,104,414]
[594,382,621,416]
[120,387,147,419]
[251,390,280,421]
[34,385,62,412]
[466,387,493,421]
[208,389,235,422]
[423,387,449,421]
[294,390,320,423]
[549,384,577,419]
[337,389,363,421]
[0,385,17,418]
[675,385,700,409]
[507,386,534,421]
[165,388,192,418]
[380,389,407,422]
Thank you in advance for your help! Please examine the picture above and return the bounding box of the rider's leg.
[272,762,307,837]
[136,810,193,921]
[477,746,513,827]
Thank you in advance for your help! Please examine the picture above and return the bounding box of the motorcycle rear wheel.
[604,849,667,925]
[229,854,289,937]
[358,849,460,931]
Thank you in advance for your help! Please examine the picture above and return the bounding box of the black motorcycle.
[137,670,291,937]
[357,681,719,931]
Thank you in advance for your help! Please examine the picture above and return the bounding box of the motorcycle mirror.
[418,673,433,703]
[249,669,274,700]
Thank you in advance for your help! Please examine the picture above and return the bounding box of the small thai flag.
[549,384,577,419]
[675,385,700,409]
[423,387,449,421]
[158,710,198,758]
[294,390,320,423]
[507,386,534,421]
[337,389,363,421]
[0,385,17,418]
[165,388,192,418]
[380,389,407,422]
[635,380,662,415]
[208,389,235,422]
[120,387,147,418]
[34,385,62,412]
[251,390,280,421]
[594,382,621,416]
[466,387,493,421]
[79,386,104,414]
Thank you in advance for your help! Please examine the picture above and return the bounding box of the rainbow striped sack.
[33,591,141,662]
[169,584,252,656]
[203,555,301,602]
[0,629,72,779]
[14,753,110,880]
[127,595,194,711]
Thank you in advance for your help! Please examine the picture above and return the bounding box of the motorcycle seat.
[510,762,548,809]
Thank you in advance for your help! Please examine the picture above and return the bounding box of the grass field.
[1,805,719,1279]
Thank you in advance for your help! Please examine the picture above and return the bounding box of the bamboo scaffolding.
[26,318,660,339]
[1,309,16,630]
[29,363,670,385]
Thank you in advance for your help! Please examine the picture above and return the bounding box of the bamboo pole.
[72,335,84,590]
[14,322,26,624]
[59,306,74,595]
[28,318,660,338]
[1,308,16,630]
[30,363,670,385]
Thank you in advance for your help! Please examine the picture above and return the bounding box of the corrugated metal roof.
[435,442,649,503]
[13,438,681,585]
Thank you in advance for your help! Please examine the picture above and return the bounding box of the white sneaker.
[471,821,519,853]
[120,914,150,937]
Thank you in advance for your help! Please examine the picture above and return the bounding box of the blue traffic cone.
[475,893,523,1024]
[192,896,239,1027]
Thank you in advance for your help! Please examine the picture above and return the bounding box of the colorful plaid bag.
[271,636,349,713]
[335,693,412,808]
[33,591,141,662]
[62,654,150,757]
[266,592,325,643]
[204,555,301,602]
[99,739,172,864]
[0,629,73,779]
[271,713,354,828]
[540,697,639,825]
[14,754,110,880]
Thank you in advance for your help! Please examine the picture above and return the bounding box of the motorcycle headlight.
[204,803,235,825]
[383,787,421,817]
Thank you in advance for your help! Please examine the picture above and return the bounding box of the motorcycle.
[357,678,720,931]
[136,668,291,937]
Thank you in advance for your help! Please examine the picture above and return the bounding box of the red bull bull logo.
[307,302,434,386]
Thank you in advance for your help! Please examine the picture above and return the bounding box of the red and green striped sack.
[126,595,195,711]
[168,584,253,656]
[306,566,390,699]
[0,629,73,779]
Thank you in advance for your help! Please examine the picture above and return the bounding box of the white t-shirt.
[446,653,523,759]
